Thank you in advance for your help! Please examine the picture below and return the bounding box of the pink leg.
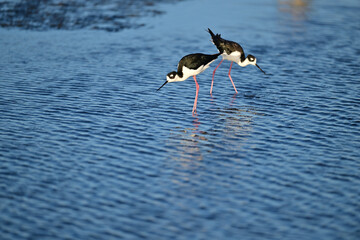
[228,62,238,94]
[210,59,223,95]
[192,75,199,115]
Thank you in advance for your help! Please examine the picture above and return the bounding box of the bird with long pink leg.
[208,28,266,95]
[157,53,220,115]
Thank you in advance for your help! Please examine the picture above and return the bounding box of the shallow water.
[1,0,360,239]
[0,0,180,31]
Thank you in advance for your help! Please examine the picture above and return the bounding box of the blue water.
[1,0,360,239]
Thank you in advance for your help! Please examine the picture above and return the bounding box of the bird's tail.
[208,28,222,53]
[213,52,221,58]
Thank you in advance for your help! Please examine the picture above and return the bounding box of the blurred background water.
[1,0,360,239]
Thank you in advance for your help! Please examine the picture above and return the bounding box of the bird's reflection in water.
[164,102,263,188]
[166,103,262,169]
[167,117,205,166]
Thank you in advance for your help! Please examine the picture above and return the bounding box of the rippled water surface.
[1,0,360,239]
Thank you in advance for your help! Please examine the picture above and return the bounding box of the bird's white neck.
[175,75,189,82]
[239,58,251,67]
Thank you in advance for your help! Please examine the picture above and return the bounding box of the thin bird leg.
[210,59,223,95]
[228,62,238,94]
[192,75,200,115]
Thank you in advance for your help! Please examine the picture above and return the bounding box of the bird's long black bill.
[256,64,266,75]
[157,81,168,91]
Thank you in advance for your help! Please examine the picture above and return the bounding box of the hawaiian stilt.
[208,28,266,95]
[157,53,220,115]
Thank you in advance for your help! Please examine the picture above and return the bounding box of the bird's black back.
[177,53,220,74]
[208,28,245,62]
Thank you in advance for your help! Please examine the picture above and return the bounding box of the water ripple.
[1,0,360,239]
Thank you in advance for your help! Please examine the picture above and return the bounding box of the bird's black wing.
[208,28,222,52]
[177,53,220,73]
[208,28,245,61]
[221,40,244,56]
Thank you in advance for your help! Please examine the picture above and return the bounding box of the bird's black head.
[247,54,256,63]
[157,71,180,91]
[167,71,177,80]
[246,54,266,75]
[166,71,182,82]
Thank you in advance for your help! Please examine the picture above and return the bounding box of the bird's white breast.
[222,51,241,63]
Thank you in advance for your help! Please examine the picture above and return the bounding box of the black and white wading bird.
[208,28,266,95]
[157,53,220,115]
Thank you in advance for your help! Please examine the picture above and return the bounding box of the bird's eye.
[249,57,255,62]
[167,72,177,79]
